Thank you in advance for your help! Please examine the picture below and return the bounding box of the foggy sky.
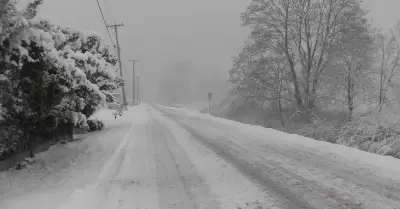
[17,0,400,104]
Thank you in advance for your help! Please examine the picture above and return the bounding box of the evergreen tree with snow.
[0,0,122,158]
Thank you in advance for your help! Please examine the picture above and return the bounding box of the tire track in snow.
[175,121,315,209]
[114,123,158,209]
[154,107,312,209]
[97,123,142,209]
[57,123,134,209]
[152,106,281,209]
[155,120,221,209]
[158,107,367,209]
[181,112,400,209]
[151,120,197,209]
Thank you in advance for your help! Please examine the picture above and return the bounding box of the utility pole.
[137,76,140,104]
[208,92,212,115]
[128,60,138,105]
[107,22,127,109]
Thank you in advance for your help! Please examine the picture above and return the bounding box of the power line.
[96,0,116,48]
[103,0,115,24]
[103,0,116,45]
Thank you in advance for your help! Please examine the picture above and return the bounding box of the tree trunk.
[282,4,303,110]
[347,72,354,121]
[378,102,384,112]
[378,57,385,111]
[65,123,73,142]
[26,132,34,158]
[288,63,303,109]
[277,96,286,127]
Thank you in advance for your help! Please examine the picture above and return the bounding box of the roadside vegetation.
[216,0,400,159]
[0,1,122,160]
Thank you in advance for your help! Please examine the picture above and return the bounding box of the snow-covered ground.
[155,104,400,209]
[160,104,400,178]
[150,107,279,209]
[0,105,145,209]
[169,102,209,112]
[1,103,400,209]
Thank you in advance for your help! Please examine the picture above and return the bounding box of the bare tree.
[327,7,375,120]
[254,56,293,126]
[373,22,400,111]
[230,43,293,127]
[241,0,365,117]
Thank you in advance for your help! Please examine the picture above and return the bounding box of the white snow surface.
[169,102,208,112]
[0,105,148,209]
[154,104,400,209]
[150,108,279,209]
[2,103,400,209]
[160,105,400,181]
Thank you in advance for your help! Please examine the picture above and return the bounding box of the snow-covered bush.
[86,120,97,131]
[0,0,121,158]
[296,111,400,159]
[86,119,104,132]
[297,119,341,144]
[0,124,23,160]
[97,120,105,130]
[337,112,400,158]
[50,28,122,118]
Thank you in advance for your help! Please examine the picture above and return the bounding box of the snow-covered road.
[1,104,400,209]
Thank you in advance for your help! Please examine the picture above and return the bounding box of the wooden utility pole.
[128,60,138,105]
[137,76,140,104]
[208,92,212,115]
[107,22,127,109]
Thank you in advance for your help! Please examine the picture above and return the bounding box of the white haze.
[17,0,400,105]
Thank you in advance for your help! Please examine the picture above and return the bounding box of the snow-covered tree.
[15,2,121,124]
[62,34,121,118]
[326,6,375,120]
[372,22,400,111]
[0,0,121,156]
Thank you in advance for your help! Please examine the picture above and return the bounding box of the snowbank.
[88,104,149,126]
[88,108,115,122]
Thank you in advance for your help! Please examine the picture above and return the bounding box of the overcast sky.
[18,0,400,103]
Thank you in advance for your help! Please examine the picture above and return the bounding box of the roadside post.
[208,92,212,115]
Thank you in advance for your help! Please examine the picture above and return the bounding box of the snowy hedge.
[297,112,400,159]
[87,119,105,132]
[337,113,400,158]
[0,1,122,158]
